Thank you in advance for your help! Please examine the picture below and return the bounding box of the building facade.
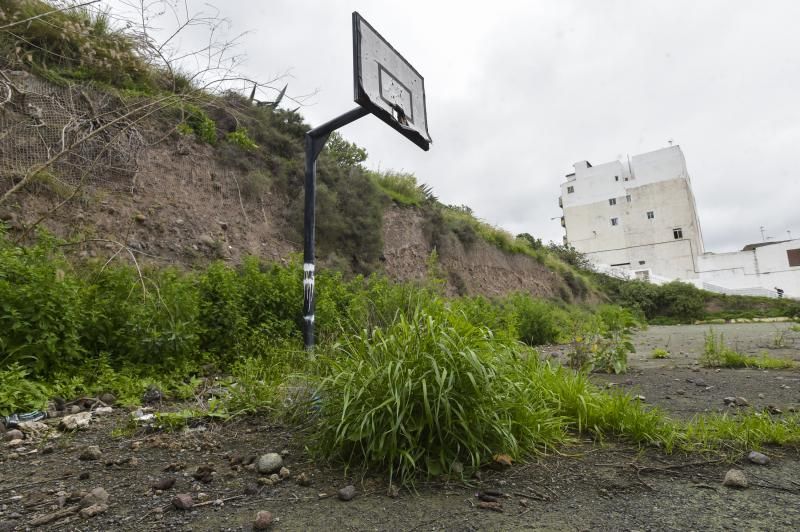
[559,146,800,298]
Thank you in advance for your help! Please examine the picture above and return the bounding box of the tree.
[325,132,367,168]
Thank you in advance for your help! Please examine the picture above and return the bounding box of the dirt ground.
[2,323,799,531]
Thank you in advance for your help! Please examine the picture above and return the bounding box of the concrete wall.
[560,146,704,280]
[697,240,800,298]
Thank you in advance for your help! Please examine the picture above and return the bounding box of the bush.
[0,234,86,374]
[507,295,569,346]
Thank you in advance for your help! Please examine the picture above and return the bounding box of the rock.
[79,472,91,480]
[767,405,782,415]
[256,453,283,474]
[747,451,770,465]
[68,405,82,415]
[3,429,23,441]
[633,395,646,402]
[99,393,116,405]
[244,483,260,495]
[253,510,274,530]
[152,477,176,491]
[59,412,92,431]
[134,213,147,223]
[478,501,503,512]
[722,469,748,488]
[198,234,215,247]
[676,390,686,395]
[758,393,765,399]
[295,472,311,487]
[338,485,356,501]
[79,445,103,461]
[694,378,706,387]
[192,465,215,483]
[218,221,228,231]
[269,473,280,483]
[142,385,163,405]
[79,503,108,518]
[278,466,291,479]
[172,493,194,510]
[94,406,113,415]
[79,487,109,508]
[492,454,513,470]
[723,397,736,405]
[734,397,749,407]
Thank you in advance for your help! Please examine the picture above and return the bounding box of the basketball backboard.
[352,12,431,151]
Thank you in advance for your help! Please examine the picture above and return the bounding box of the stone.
[172,494,194,510]
[295,472,311,487]
[723,397,736,405]
[79,445,102,461]
[94,406,113,415]
[79,487,109,508]
[99,393,116,405]
[256,453,283,474]
[747,451,770,465]
[758,393,765,399]
[218,221,228,231]
[722,469,748,488]
[192,465,215,483]
[338,485,356,501]
[3,429,23,441]
[152,477,176,491]
[694,378,706,387]
[269,473,280,483]
[253,510,274,530]
[59,412,92,431]
[198,234,215,247]
[142,386,163,405]
[278,466,291,479]
[79,503,108,518]
[69,405,82,415]
[734,397,749,407]
[676,390,686,395]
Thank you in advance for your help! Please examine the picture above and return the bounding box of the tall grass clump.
[312,308,566,486]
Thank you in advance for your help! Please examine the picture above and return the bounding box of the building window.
[647,211,654,219]
[614,175,619,182]
[638,260,646,265]
[673,228,683,239]
[626,194,631,203]
[567,186,574,194]
[611,217,619,226]
[788,248,800,267]
[609,198,616,206]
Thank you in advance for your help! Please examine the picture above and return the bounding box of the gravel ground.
[1,323,799,531]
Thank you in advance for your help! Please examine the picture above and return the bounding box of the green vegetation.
[700,330,794,369]
[652,348,670,359]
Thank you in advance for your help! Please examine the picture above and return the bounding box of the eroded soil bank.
[1,323,799,531]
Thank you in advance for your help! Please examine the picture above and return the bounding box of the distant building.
[558,146,800,299]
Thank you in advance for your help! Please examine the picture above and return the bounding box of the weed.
[652,348,670,359]
[701,330,793,369]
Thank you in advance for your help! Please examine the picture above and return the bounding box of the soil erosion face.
[1,323,799,531]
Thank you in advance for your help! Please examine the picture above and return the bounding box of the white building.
[558,146,800,299]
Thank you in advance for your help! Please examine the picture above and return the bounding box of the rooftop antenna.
[760,226,766,242]
[668,138,674,146]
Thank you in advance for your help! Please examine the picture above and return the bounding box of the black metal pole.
[302,107,369,350]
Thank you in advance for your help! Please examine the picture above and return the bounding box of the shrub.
[0,234,86,375]
[508,295,569,346]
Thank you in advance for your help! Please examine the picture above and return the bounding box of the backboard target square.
[352,12,431,150]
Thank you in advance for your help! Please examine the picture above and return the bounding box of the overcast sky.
[110,0,800,252]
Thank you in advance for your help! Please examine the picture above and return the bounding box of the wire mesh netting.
[0,69,145,194]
